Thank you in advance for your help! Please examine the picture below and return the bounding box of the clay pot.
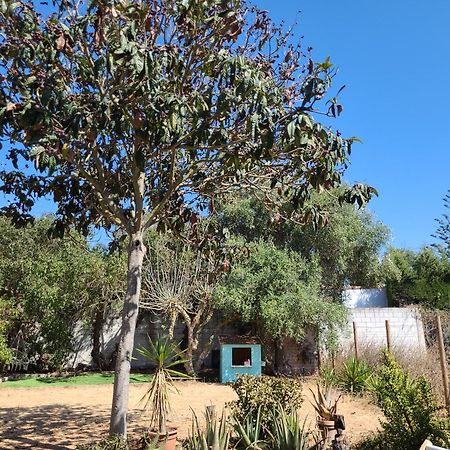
[146,428,178,450]
[317,419,335,447]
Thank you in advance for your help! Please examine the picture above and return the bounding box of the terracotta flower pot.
[147,428,178,450]
[317,419,335,446]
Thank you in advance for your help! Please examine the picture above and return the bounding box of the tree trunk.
[109,232,146,438]
[275,337,286,375]
[184,324,196,376]
[91,307,105,370]
[193,335,213,374]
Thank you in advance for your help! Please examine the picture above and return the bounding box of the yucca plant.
[185,407,231,450]
[270,406,318,450]
[232,406,266,449]
[319,366,337,390]
[309,382,341,421]
[137,336,190,435]
[338,357,372,394]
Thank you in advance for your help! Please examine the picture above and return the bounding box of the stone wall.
[69,312,319,375]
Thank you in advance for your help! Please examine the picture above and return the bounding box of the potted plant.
[310,383,341,447]
[137,336,190,450]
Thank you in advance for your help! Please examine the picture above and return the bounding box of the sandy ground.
[0,379,382,449]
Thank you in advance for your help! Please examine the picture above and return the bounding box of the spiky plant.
[185,407,231,450]
[309,383,341,421]
[232,406,266,449]
[137,336,190,435]
[270,406,318,450]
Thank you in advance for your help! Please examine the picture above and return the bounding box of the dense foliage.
[231,375,304,429]
[216,191,389,299]
[357,352,450,450]
[214,239,347,346]
[382,247,450,310]
[0,217,125,369]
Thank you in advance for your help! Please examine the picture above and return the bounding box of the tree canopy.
[382,247,450,310]
[0,216,125,369]
[214,239,347,347]
[216,190,389,298]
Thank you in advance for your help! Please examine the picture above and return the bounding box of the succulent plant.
[309,383,341,421]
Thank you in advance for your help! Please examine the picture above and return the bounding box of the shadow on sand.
[0,404,146,449]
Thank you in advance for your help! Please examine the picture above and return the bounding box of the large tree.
[214,239,347,371]
[0,216,124,369]
[0,0,375,437]
[216,190,389,298]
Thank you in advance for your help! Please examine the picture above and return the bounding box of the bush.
[357,352,450,450]
[230,375,303,428]
[338,357,372,394]
[76,437,128,450]
[76,435,159,450]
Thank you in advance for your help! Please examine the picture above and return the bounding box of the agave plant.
[137,336,190,435]
[270,406,318,450]
[309,383,341,421]
[185,406,231,450]
[232,406,266,449]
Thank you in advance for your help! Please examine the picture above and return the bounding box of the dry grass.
[325,343,447,404]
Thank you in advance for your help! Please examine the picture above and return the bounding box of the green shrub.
[357,352,450,450]
[231,375,303,428]
[338,357,372,394]
[76,436,128,450]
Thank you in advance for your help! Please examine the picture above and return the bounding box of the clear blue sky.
[257,0,450,250]
[2,1,449,250]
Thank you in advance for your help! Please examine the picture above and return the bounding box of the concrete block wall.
[339,307,427,352]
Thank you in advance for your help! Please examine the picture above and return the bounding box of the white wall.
[339,307,427,352]
[343,287,388,308]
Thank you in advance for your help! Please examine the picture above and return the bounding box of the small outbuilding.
[219,335,262,383]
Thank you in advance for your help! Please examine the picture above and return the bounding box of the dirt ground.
[0,379,382,449]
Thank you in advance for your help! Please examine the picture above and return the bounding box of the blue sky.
[257,0,450,249]
[1,1,449,250]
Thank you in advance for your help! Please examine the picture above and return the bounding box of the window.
[232,347,252,367]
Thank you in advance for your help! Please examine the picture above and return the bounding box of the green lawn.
[0,372,150,388]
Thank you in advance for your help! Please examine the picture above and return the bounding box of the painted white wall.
[343,287,388,308]
[339,307,427,352]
